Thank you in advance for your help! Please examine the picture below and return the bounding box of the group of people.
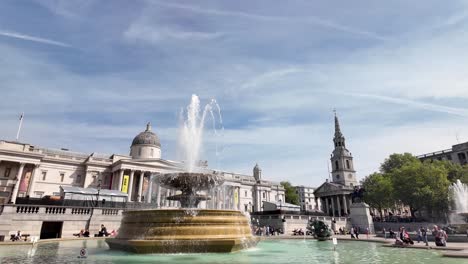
[292,228,305,236]
[10,230,23,241]
[385,225,448,247]
[253,225,282,236]
[73,229,90,238]
[350,226,360,239]
[74,224,116,238]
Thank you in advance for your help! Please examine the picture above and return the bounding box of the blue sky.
[1,0,468,186]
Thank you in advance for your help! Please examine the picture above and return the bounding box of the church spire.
[333,111,345,148]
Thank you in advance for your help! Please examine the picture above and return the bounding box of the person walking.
[350,227,356,239]
[417,227,422,243]
[421,227,428,246]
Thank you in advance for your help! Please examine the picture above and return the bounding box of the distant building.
[294,185,320,211]
[314,114,357,217]
[0,122,284,212]
[417,141,468,165]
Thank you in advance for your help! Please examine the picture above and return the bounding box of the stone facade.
[0,123,284,213]
[294,185,321,211]
[417,141,468,165]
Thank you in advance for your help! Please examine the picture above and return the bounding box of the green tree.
[390,161,450,218]
[280,181,299,205]
[380,153,420,174]
[431,160,468,184]
[361,172,394,220]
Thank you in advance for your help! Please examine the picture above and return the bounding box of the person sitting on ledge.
[399,227,414,245]
[97,224,109,237]
[73,229,85,237]
[11,230,22,241]
[83,229,90,237]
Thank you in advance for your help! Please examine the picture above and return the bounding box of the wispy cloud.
[124,24,223,43]
[352,94,468,117]
[0,30,71,47]
[152,1,387,41]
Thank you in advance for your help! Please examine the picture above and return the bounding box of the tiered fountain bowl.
[106,172,259,254]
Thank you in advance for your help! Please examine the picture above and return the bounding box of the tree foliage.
[380,153,419,174]
[280,181,299,205]
[364,153,456,220]
[361,173,394,219]
[391,161,450,218]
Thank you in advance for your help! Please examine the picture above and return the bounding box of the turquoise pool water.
[0,239,465,264]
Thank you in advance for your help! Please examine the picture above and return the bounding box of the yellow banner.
[234,189,239,206]
[121,175,129,193]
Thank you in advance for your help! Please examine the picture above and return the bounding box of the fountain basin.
[106,209,258,253]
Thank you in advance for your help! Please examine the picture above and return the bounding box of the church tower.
[330,113,358,186]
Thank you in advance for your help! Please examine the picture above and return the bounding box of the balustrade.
[16,206,40,214]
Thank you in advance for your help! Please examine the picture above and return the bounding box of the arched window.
[138,147,142,156]
[151,148,154,157]
[346,160,350,169]
[335,160,339,170]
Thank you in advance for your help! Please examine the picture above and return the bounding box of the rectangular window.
[41,171,47,181]
[4,168,11,178]
[34,191,44,198]
[245,191,248,197]
[60,173,65,182]
[262,192,266,199]
[76,175,82,184]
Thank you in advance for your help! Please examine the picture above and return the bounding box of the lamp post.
[96,179,102,207]
[86,178,102,230]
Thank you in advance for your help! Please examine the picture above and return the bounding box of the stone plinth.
[106,209,258,253]
[349,202,374,233]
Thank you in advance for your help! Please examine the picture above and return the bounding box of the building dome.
[131,122,161,147]
[130,122,162,159]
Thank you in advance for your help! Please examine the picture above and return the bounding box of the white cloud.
[124,24,223,44]
[0,30,71,47]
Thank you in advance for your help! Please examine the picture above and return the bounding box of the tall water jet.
[157,94,224,208]
[106,95,258,253]
[452,179,468,214]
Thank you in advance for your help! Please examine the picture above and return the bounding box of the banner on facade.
[234,189,239,206]
[121,175,129,193]
[19,169,32,193]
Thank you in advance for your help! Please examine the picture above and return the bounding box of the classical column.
[330,196,336,217]
[325,197,330,216]
[117,169,124,191]
[156,185,162,207]
[165,189,170,207]
[27,164,40,197]
[10,163,25,204]
[127,170,135,201]
[146,174,153,203]
[137,171,145,202]
[342,195,348,216]
[336,195,342,217]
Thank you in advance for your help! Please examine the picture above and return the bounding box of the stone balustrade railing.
[1,204,124,216]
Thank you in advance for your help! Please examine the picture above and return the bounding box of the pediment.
[314,182,348,197]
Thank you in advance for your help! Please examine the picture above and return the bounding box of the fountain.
[106,95,258,253]
[449,179,468,233]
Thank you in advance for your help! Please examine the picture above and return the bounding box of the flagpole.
[16,112,24,141]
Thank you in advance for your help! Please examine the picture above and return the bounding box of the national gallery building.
[0,123,284,213]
